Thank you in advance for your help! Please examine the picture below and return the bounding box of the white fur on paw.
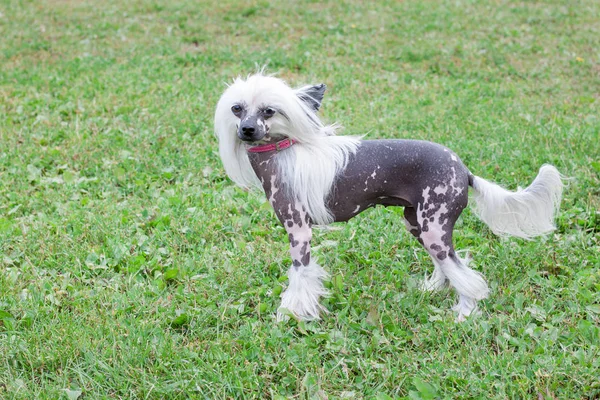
[276,261,329,322]
[445,255,490,301]
[419,271,447,292]
[453,295,479,322]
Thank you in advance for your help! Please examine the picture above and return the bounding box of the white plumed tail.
[470,164,563,239]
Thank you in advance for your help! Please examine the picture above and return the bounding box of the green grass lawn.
[1,0,599,398]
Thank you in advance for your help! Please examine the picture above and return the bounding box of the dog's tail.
[469,165,563,239]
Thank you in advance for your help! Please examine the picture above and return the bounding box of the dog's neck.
[246,140,291,174]
[247,138,296,154]
[246,138,296,194]
[246,143,289,206]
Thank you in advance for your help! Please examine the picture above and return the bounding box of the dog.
[214,73,563,322]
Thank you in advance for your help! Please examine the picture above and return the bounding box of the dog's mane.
[276,135,359,225]
[214,74,360,225]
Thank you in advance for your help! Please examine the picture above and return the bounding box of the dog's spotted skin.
[257,165,314,269]
[249,139,473,276]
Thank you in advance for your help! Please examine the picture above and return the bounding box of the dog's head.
[215,74,327,144]
[214,74,335,188]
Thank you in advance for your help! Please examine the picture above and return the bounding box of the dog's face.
[230,101,280,142]
[216,75,327,144]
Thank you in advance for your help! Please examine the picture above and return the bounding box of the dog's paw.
[276,306,325,322]
[276,307,295,322]
[452,295,479,322]
[277,290,326,322]
[276,262,329,322]
[419,271,447,292]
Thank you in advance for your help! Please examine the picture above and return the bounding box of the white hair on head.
[214,74,264,189]
[214,73,360,225]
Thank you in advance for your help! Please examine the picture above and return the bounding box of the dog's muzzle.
[238,116,266,142]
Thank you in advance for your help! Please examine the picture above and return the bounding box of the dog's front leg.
[276,202,329,321]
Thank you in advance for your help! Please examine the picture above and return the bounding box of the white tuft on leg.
[441,254,489,301]
[277,261,329,321]
[471,165,563,239]
[437,254,489,321]
[420,257,447,292]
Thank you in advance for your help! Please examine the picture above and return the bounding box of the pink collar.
[247,138,297,153]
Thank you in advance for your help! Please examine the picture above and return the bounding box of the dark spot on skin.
[300,241,308,257]
[436,251,447,260]
[440,229,453,250]
[305,213,310,224]
[301,251,310,266]
[421,212,426,218]
[293,260,302,267]
[291,206,302,227]
[425,202,442,218]
[418,238,424,245]
[422,219,429,232]
[424,203,430,210]
[430,243,442,252]
[288,233,299,247]
[287,221,293,228]
[429,217,434,222]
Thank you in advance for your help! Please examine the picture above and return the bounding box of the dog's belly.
[329,195,412,222]
[327,139,470,222]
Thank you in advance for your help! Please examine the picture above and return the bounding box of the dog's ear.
[296,84,327,111]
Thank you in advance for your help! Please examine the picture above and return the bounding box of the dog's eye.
[263,108,276,118]
[231,104,243,115]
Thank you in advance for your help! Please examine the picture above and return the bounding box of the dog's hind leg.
[410,194,489,321]
[435,254,488,321]
[276,202,329,321]
[421,233,489,320]
[404,207,447,291]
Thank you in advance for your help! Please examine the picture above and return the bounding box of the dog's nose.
[241,124,255,137]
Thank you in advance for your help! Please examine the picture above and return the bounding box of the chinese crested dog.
[214,74,563,322]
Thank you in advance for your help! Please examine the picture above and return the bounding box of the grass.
[1,0,599,398]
